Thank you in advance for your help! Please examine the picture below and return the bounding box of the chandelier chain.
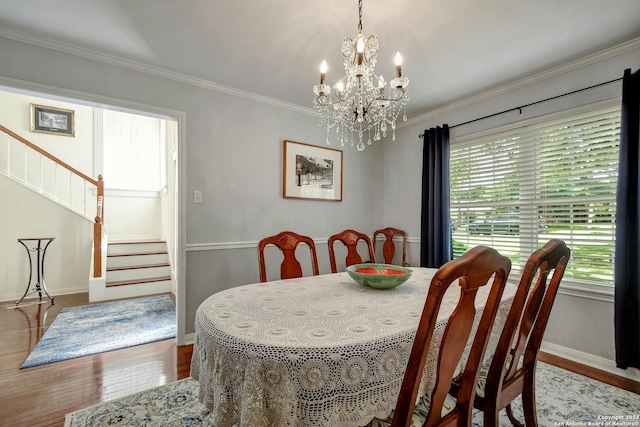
[358,0,363,32]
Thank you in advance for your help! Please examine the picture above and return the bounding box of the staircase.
[1,125,105,281]
[105,240,172,300]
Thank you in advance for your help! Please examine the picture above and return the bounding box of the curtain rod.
[419,76,623,138]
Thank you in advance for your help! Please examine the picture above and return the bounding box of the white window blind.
[450,103,620,286]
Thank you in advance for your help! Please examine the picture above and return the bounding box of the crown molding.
[0,26,317,117]
[3,25,637,127]
[0,75,184,121]
[403,36,640,127]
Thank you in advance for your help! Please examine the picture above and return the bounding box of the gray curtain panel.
[614,68,640,370]
[420,125,453,268]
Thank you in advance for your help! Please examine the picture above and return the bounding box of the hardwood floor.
[0,293,192,427]
[1,293,637,427]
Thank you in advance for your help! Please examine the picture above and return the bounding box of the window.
[102,109,166,192]
[450,103,620,287]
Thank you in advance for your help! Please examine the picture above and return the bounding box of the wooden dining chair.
[467,239,570,427]
[367,246,511,427]
[373,227,408,266]
[328,229,375,273]
[257,231,320,282]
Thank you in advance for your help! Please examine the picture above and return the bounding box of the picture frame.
[30,104,75,137]
[283,140,342,201]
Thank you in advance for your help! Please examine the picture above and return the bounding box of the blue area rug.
[21,294,176,369]
[64,363,640,426]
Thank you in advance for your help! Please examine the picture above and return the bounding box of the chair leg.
[521,372,538,427]
[483,406,501,427]
[506,403,524,427]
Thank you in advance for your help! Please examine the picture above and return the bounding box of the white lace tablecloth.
[190,268,515,427]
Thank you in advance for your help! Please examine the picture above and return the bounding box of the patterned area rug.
[21,294,176,369]
[65,362,639,426]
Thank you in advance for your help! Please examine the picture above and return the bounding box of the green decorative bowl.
[346,263,413,289]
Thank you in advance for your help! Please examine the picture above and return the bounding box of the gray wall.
[3,33,640,375]
[385,39,640,370]
[0,36,385,336]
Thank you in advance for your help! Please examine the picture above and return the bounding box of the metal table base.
[16,238,55,305]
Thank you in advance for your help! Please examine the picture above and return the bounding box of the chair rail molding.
[187,236,420,252]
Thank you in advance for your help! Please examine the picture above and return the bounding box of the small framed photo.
[283,140,342,201]
[30,104,75,137]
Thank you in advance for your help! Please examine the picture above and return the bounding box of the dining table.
[190,267,516,427]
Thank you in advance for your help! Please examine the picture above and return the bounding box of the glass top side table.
[16,238,55,306]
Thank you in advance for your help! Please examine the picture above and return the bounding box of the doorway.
[0,83,185,345]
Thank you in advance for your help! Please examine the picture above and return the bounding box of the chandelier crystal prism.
[313,0,409,151]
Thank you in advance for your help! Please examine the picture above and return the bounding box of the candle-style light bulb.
[356,35,365,53]
[356,34,365,65]
[395,52,403,78]
[377,75,385,95]
[320,60,327,84]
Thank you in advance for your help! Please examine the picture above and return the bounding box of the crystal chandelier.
[313,0,409,151]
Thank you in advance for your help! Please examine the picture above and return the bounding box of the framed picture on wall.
[283,140,343,201]
[30,104,75,137]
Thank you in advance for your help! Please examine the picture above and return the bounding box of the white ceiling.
[0,0,639,117]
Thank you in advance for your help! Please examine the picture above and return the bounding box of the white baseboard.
[0,285,87,303]
[108,235,165,243]
[541,341,640,382]
[184,333,195,345]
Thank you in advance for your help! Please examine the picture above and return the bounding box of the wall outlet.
[194,190,203,204]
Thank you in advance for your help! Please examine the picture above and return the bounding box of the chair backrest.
[373,227,408,266]
[484,239,570,401]
[392,246,512,427]
[257,231,320,282]
[328,229,375,273]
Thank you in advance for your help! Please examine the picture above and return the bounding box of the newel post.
[93,175,104,278]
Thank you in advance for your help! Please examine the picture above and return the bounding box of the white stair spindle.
[39,153,43,194]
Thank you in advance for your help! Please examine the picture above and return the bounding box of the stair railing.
[0,124,105,277]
